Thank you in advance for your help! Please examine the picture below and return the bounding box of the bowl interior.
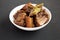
[9,4,52,31]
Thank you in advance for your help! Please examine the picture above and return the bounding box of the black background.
[0,0,60,40]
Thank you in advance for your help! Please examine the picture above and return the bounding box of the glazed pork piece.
[26,16,34,28]
[14,12,26,26]
[21,3,34,16]
[13,10,25,19]
[15,13,26,22]
[36,16,48,26]
[14,20,25,26]
[21,3,34,11]
[35,9,48,26]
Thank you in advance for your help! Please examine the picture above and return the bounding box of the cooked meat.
[21,3,34,16]
[13,10,25,19]
[26,16,34,28]
[14,20,25,26]
[15,13,26,22]
[36,16,48,26]
[13,12,19,19]
[14,13,26,26]
[21,3,34,10]
[17,10,25,13]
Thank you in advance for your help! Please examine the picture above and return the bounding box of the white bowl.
[9,4,52,31]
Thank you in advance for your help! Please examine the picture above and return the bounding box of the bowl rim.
[9,4,52,31]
